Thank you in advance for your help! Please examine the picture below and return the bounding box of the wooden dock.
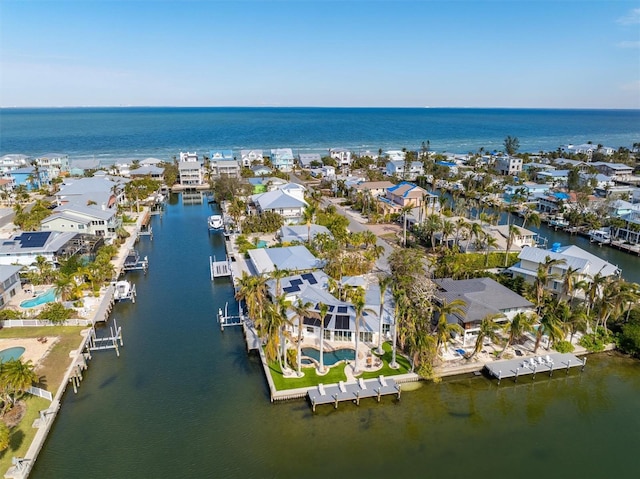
[308,376,401,411]
[209,255,231,278]
[485,352,586,384]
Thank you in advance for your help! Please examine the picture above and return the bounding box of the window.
[382,324,391,335]
[306,326,314,334]
[324,330,331,340]
[359,331,373,343]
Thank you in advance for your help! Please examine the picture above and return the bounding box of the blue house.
[270,148,295,172]
[10,166,49,190]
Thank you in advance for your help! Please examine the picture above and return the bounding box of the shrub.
[617,322,640,358]
[554,340,575,353]
[0,309,24,320]
[579,333,606,352]
[36,303,74,324]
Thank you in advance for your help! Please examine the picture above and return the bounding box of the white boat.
[589,228,612,245]
[208,215,224,230]
[113,280,136,302]
[548,216,569,229]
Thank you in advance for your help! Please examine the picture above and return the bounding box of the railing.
[0,318,93,328]
[26,386,53,401]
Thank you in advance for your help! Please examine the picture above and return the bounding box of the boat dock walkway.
[308,376,401,411]
[485,352,586,384]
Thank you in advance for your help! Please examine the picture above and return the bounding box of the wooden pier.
[209,255,231,278]
[485,352,586,384]
[307,376,401,411]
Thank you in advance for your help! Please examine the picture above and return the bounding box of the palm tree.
[441,220,454,250]
[291,299,318,376]
[317,302,329,373]
[302,203,317,243]
[454,218,468,250]
[0,359,38,414]
[433,298,466,355]
[390,286,410,368]
[376,274,393,354]
[262,302,284,367]
[504,225,521,267]
[534,307,564,353]
[560,266,581,306]
[470,314,503,359]
[269,266,290,298]
[484,234,499,267]
[521,208,541,230]
[466,222,483,253]
[235,271,268,332]
[351,291,375,374]
[400,204,413,247]
[533,256,567,314]
[499,312,535,357]
[54,273,74,302]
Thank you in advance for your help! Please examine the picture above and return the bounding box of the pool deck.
[0,337,57,367]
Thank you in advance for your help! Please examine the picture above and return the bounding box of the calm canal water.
[32,195,639,479]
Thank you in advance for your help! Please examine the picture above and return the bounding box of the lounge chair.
[339,381,346,393]
[379,375,387,387]
[358,377,366,390]
[318,383,325,395]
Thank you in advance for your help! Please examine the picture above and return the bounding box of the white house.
[385,160,424,179]
[330,148,352,166]
[41,203,121,240]
[178,161,203,186]
[210,150,240,178]
[495,155,523,176]
[240,149,264,167]
[0,265,23,309]
[0,231,82,266]
[250,183,308,224]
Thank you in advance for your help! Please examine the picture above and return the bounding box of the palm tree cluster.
[0,359,38,416]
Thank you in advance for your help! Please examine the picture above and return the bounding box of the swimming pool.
[301,347,355,366]
[20,288,57,308]
[0,347,25,362]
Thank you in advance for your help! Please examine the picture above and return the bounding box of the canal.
[31,195,638,479]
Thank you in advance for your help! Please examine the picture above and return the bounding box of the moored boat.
[208,215,224,230]
[589,228,612,245]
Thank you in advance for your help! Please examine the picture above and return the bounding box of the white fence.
[0,318,93,328]
[26,386,53,401]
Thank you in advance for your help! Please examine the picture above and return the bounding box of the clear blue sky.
[1,0,639,108]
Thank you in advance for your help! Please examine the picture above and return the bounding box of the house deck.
[307,376,400,411]
[485,352,585,383]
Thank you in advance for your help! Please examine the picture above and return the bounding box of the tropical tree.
[302,203,317,243]
[504,225,521,267]
[470,314,503,359]
[376,274,394,354]
[0,359,38,414]
[317,302,329,373]
[484,234,499,267]
[235,271,268,332]
[400,204,413,247]
[504,135,520,156]
[350,288,375,374]
[533,256,567,314]
[433,298,466,354]
[560,266,581,306]
[291,299,318,376]
[500,312,535,357]
[534,307,564,353]
[54,273,75,302]
[521,208,541,230]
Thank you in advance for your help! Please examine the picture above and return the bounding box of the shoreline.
[2,210,149,479]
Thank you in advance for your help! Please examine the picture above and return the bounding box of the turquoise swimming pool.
[0,346,25,362]
[301,347,355,366]
[20,288,57,308]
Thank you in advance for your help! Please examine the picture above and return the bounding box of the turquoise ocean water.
[1,107,639,160]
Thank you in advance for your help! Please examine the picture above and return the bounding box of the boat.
[589,228,612,245]
[208,215,224,230]
[113,280,136,302]
[548,216,569,229]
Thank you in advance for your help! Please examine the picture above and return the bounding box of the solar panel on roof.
[335,315,350,330]
[290,279,303,286]
[301,273,318,284]
[337,306,348,314]
[17,232,51,248]
[283,285,300,293]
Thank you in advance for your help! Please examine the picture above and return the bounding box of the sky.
[1,0,639,108]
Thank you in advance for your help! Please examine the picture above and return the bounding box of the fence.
[26,386,53,401]
[0,318,93,328]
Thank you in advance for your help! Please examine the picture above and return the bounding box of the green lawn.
[361,342,411,379]
[267,342,412,389]
[268,362,347,390]
[0,396,50,475]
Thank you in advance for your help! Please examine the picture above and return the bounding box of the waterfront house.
[384,150,406,162]
[522,162,555,173]
[611,204,640,245]
[270,148,295,172]
[508,244,620,295]
[0,154,29,174]
[433,277,534,346]
[179,152,199,163]
[330,148,352,166]
[240,149,264,167]
[250,165,272,177]
[178,160,203,186]
[297,153,322,169]
[486,224,537,249]
[55,177,124,208]
[591,162,633,180]
[495,155,523,176]
[536,169,570,186]
[36,152,70,180]
[248,245,324,275]
[0,231,87,267]
[140,157,163,166]
[579,172,614,190]
[385,161,424,180]
[0,265,23,309]
[209,150,240,178]
[249,183,308,224]
[130,165,165,180]
[277,224,333,243]
[537,191,573,214]
[553,158,589,170]
[40,203,121,240]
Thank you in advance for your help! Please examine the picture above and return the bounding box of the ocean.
[1,107,639,162]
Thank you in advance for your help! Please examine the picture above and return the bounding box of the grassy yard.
[361,342,412,380]
[0,396,50,475]
[268,362,347,390]
[0,326,86,395]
